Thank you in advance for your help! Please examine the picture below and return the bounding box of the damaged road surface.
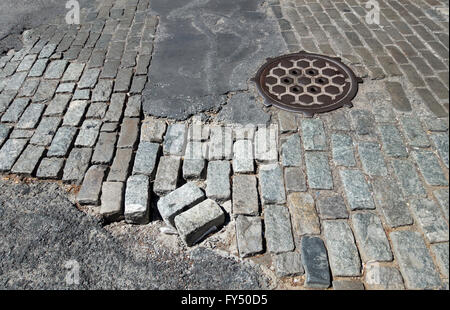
[143,0,287,120]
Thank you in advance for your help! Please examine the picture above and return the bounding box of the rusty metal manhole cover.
[252,51,363,117]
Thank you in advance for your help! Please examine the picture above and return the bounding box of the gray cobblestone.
[114,67,133,92]
[183,159,205,180]
[124,95,141,118]
[1,98,30,123]
[44,60,68,79]
[47,127,77,157]
[107,148,133,182]
[232,175,259,216]
[62,100,88,126]
[301,119,327,151]
[340,169,375,211]
[75,119,102,148]
[235,215,263,258]
[431,243,449,279]
[378,124,408,158]
[316,194,348,220]
[30,117,60,146]
[132,141,160,177]
[163,123,186,156]
[0,92,15,113]
[39,43,57,58]
[125,174,150,224]
[154,156,181,195]
[332,280,365,290]
[92,79,113,102]
[56,83,75,94]
[431,133,449,168]
[16,104,45,129]
[92,132,117,164]
[259,163,286,205]
[410,199,449,243]
[28,59,49,77]
[278,111,297,133]
[365,263,405,290]
[100,59,120,78]
[274,251,304,278]
[331,133,356,167]
[281,134,302,167]
[32,79,58,103]
[86,102,108,119]
[73,89,90,100]
[17,55,37,72]
[288,192,320,236]
[206,160,231,201]
[62,62,85,82]
[401,117,430,148]
[305,152,333,190]
[358,142,388,177]
[284,166,307,193]
[11,144,45,175]
[77,165,106,205]
[254,126,278,162]
[9,129,34,139]
[433,188,449,222]
[0,125,11,147]
[88,49,106,68]
[301,236,331,288]
[4,72,27,92]
[141,118,166,143]
[264,205,295,254]
[413,150,448,186]
[117,118,139,148]
[350,110,375,136]
[78,68,101,89]
[62,148,92,183]
[104,93,125,122]
[100,182,124,222]
[36,157,64,179]
[232,139,254,173]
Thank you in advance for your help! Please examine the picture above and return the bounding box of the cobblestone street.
[0,0,448,290]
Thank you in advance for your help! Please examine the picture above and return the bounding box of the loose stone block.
[278,111,297,133]
[254,125,278,162]
[358,142,388,176]
[132,141,160,177]
[124,95,141,117]
[316,194,349,219]
[30,117,61,146]
[409,199,449,243]
[208,126,233,160]
[264,205,295,254]
[305,152,333,189]
[157,182,205,227]
[107,148,133,182]
[92,79,113,102]
[284,167,307,193]
[350,109,375,135]
[174,199,225,246]
[301,236,331,288]
[62,100,88,126]
[434,188,449,221]
[392,159,427,197]
[378,124,408,158]
[274,251,304,278]
[44,60,68,79]
[104,93,125,122]
[182,159,205,180]
[413,150,448,186]
[351,212,393,262]
[301,119,327,150]
[431,243,449,278]
[331,133,356,167]
[206,161,231,201]
[77,165,106,205]
[259,163,286,205]
[125,175,150,224]
[163,123,187,156]
[75,119,102,148]
[0,139,28,172]
[390,231,442,289]
[117,118,139,148]
[62,63,85,82]
[36,157,65,179]
[401,117,430,147]
[281,134,302,167]
[364,263,405,290]
[62,148,92,183]
[288,192,320,236]
[323,220,361,277]
[78,68,101,89]
[11,144,45,175]
[92,132,117,164]
[232,175,259,216]
[1,98,30,123]
[154,156,181,196]
[100,182,124,222]
[340,169,375,210]
[233,139,254,173]
[140,118,167,143]
[431,133,449,168]
[16,104,45,129]
[235,215,263,258]
[47,127,77,157]
[332,280,365,290]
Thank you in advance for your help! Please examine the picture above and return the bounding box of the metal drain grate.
[252,51,363,117]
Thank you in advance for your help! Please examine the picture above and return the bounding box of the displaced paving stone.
[36,157,64,179]
[431,133,449,168]
[358,142,388,176]
[365,263,405,290]
[316,194,349,220]
[77,165,106,205]
[44,60,68,79]
[182,159,205,180]
[140,118,167,143]
[305,152,333,190]
[264,205,295,254]
[74,119,102,148]
[301,236,330,288]
[154,156,181,196]
[259,163,286,205]
[274,251,304,278]
[132,141,160,177]
[62,148,92,183]
[281,134,302,167]
[391,159,427,198]
[1,98,30,123]
[288,192,320,236]
[322,220,361,277]
[125,174,151,224]
[254,126,278,162]
[208,126,233,160]
[206,161,231,201]
[16,104,45,129]
[174,199,225,246]
[28,59,49,77]
[350,110,375,135]
[78,68,101,89]
[301,119,327,150]
[351,212,393,262]
[413,150,448,186]
[401,117,430,148]
[332,280,365,290]
[331,133,356,167]
[434,188,449,221]
[278,111,297,133]
[29,117,60,146]
[47,127,77,157]
[340,169,375,211]
[431,243,449,279]
[92,132,117,164]
[284,167,307,193]
[157,182,205,227]
[390,231,442,289]
[378,124,408,158]
[62,100,88,126]
[11,144,45,175]
[235,215,263,258]
[232,175,259,216]
[92,79,113,102]
[409,199,449,243]
[100,182,124,222]
[117,118,139,148]
[233,139,254,173]
[107,148,133,182]
[62,63,85,82]
[163,123,187,156]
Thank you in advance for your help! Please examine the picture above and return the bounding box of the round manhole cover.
[252,51,363,117]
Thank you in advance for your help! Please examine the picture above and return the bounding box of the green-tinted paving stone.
[392,159,427,197]
[378,124,408,158]
[413,150,448,186]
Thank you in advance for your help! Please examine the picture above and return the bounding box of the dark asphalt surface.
[0,179,269,289]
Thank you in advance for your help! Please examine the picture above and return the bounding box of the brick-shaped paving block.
[36,157,64,179]
[331,133,356,167]
[44,94,71,117]
[92,79,114,102]
[11,144,45,175]
[364,263,405,290]
[132,141,160,177]
[378,124,408,158]
[100,182,124,222]
[75,119,102,148]
[274,251,304,278]
[316,194,349,220]
[16,104,45,129]
[232,175,259,216]
[259,163,286,205]
[206,160,231,201]
[409,199,449,243]
[233,139,254,173]
[288,192,320,236]
[413,150,448,186]
[235,215,263,258]
[117,118,139,148]
[208,126,233,160]
[85,101,107,119]
[174,199,225,246]
[264,205,295,254]
[154,156,181,196]
[0,139,28,172]
[163,123,186,156]
[391,159,427,197]
[30,117,61,147]
[322,220,361,277]
[62,148,92,184]
[357,142,388,177]
[32,80,58,103]
[125,175,150,224]
[350,109,376,136]
[92,132,117,164]
[430,243,449,279]
[433,188,449,222]
[284,166,307,193]
[234,125,255,141]
[108,148,133,182]
[157,182,205,227]
[78,68,101,89]
[305,152,333,189]
[47,127,77,157]
[0,124,11,147]
[390,231,442,289]
[278,111,297,133]
[340,169,375,211]
[187,122,210,141]
[431,133,449,169]
[332,280,365,290]
[1,98,29,123]
[301,119,327,150]
[301,236,331,288]
[104,93,125,122]
[281,134,302,167]
[62,100,88,126]
[77,165,106,205]
[400,117,430,148]
[124,95,142,118]
[140,118,167,143]
[62,62,85,82]
[254,126,278,162]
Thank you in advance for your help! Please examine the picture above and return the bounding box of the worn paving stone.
[56,82,75,93]
[75,119,102,148]
[351,212,393,262]
[305,152,333,190]
[11,144,45,175]
[124,95,142,118]
[39,43,57,58]
[208,126,233,160]
[316,194,349,220]
[284,166,307,193]
[254,126,278,162]
[163,123,187,156]
[28,59,49,77]
[1,98,30,123]
[62,100,88,126]
[233,139,254,173]
[0,125,12,147]
[130,75,147,94]
[104,93,125,122]
[62,148,92,184]
[288,192,320,236]
[174,199,225,246]
[44,60,68,79]
[206,160,231,201]
[401,117,430,148]
[431,243,449,279]
[17,55,37,72]
[301,119,327,151]
[264,205,295,254]
[125,174,151,224]
[19,78,40,97]
[378,124,408,158]
[350,109,375,136]
[62,63,85,82]
[390,231,442,289]
[78,68,101,89]
[235,215,263,258]
[391,159,427,198]
[29,117,60,146]
[47,127,77,157]
[100,182,124,222]
[278,111,297,133]
[92,132,117,164]
[73,89,90,100]
[281,134,302,167]
[232,175,259,216]
[358,142,388,177]
[107,148,133,182]
[132,141,160,177]
[332,280,365,290]
[77,165,106,205]
[92,79,113,102]
[410,199,449,243]
[154,156,181,196]
[0,92,16,113]
[117,118,140,148]
[322,220,361,277]
[86,102,108,119]
[433,188,449,221]
[114,67,133,92]
[157,182,205,227]
[140,118,167,143]
[385,82,412,112]
[259,163,286,205]
[340,169,375,211]
[431,133,449,168]
[182,159,205,180]
[36,157,65,179]
[274,251,304,278]
[365,263,405,290]
[32,80,58,103]
[16,104,45,129]
[330,133,356,167]
[300,236,331,288]
[413,150,448,186]
[329,110,351,131]
[100,59,120,78]
[101,122,119,132]
[9,129,34,139]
